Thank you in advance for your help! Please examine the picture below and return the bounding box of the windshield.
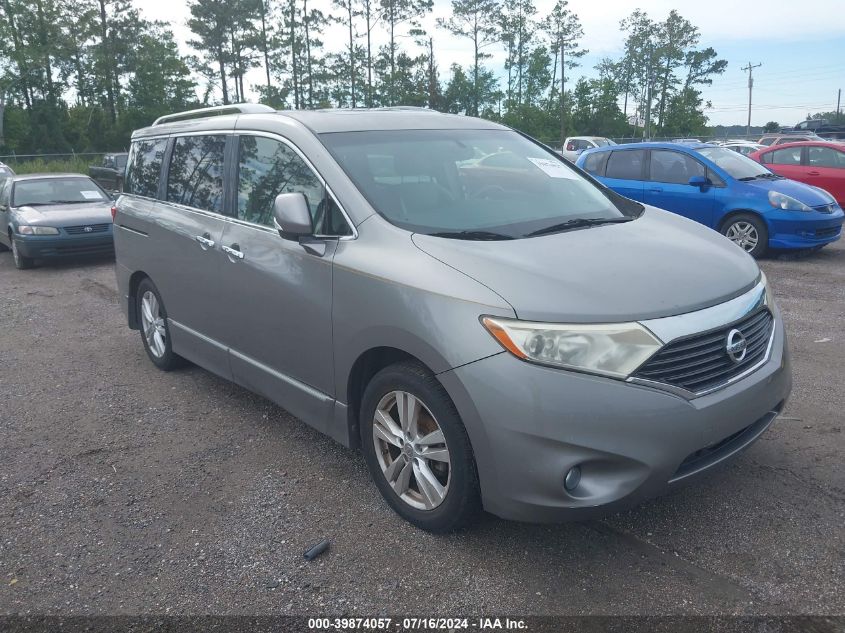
[595,138,615,147]
[12,178,109,207]
[321,129,636,238]
[695,146,772,180]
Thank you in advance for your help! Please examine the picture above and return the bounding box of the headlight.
[760,271,776,308]
[768,191,812,212]
[481,316,663,379]
[17,225,59,235]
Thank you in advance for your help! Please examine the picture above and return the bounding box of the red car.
[749,141,845,206]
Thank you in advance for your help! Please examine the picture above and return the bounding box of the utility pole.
[837,88,841,122]
[560,39,566,147]
[742,62,762,138]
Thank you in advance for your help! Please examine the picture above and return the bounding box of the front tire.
[136,278,184,371]
[721,213,768,258]
[360,361,481,532]
[11,238,35,269]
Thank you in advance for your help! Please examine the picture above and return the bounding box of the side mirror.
[272,192,313,238]
[688,175,709,188]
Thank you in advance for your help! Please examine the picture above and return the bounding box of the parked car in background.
[114,104,792,532]
[577,142,843,257]
[560,136,616,162]
[89,152,128,192]
[790,119,845,140]
[750,141,845,207]
[758,133,824,146]
[720,141,765,156]
[0,174,114,269]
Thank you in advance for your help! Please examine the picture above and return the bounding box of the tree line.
[0,0,729,155]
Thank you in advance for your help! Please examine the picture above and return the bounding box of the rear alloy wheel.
[361,361,481,532]
[136,278,184,371]
[11,238,35,269]
[722,214,768,258]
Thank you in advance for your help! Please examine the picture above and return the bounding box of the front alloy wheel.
[11,239,34,269]
[372,390,451,510]
[361,361,481,532]
[722,213,768,258]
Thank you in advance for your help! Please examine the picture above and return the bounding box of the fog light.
[564,466,581,491]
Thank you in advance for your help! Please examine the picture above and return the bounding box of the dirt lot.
[0,241,843,617]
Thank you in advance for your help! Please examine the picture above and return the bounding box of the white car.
[561,136,616,162]
[720,141,766,156]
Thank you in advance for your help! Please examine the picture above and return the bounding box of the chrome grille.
[64,223,110,234]
[633,309,774,394]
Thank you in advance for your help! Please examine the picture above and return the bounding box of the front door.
[644,149,715,226]
[217,134,350,433]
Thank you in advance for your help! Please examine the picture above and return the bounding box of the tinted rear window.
[125,138,168,198]
[167,135,226,213]
[605,150,645,180]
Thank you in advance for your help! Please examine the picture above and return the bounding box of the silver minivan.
[115,105,792,532]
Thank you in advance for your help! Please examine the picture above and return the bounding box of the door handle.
[222,244,244,260]
[195,234,215,249]
[807,171,820,176]
[649,187,663,193]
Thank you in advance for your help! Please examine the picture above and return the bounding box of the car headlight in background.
[768,191,812,212]
[17,225,59,235]
[481,316,663,379]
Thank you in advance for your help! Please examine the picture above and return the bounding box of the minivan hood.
[743,177,835,206]
[14,201,112,225]
[412,207,760,323]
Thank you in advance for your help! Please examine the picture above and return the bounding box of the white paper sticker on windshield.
[526,157,578,179]
[80,190,102,199]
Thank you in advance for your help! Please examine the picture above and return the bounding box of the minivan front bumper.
[438,309,791,522]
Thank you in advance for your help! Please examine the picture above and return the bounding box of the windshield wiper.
[46,199,91,204]
[738,174,776,181]
[526,216,634,237]
[429,230,515,241]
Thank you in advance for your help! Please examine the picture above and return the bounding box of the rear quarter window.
[582,151,608,176]
[125,138,168,198]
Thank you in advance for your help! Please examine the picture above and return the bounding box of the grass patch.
[5,156,98,176]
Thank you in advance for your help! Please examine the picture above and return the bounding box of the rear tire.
[136,278,185,371]
[360,361,481,532]
[721,213,768,258]
[11,238,35,269]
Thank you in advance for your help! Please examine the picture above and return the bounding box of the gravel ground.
[0,241,843,617]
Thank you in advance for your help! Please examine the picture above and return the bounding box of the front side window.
[770,147,802,165]
[605,150,645,181]
[167,135,226,213]
[808,146,845,168]
[237,135,350,235]
[695,146,771,180]
[0,180,10,206]
[12,177,108,207]
[649,150,705,184]
[125,138,168,198]
[321,129,637,238]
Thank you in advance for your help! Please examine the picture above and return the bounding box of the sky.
[139,0,845,127]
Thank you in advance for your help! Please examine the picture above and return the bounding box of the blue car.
[576,142,844,257]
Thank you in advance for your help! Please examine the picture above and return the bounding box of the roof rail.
[152,103,275,126]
